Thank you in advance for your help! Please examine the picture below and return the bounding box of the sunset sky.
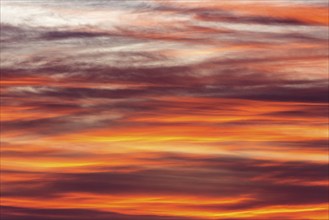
[1,0,328,219]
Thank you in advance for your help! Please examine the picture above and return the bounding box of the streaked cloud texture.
[1,0,328,219]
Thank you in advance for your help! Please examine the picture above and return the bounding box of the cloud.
[1,206,194,220]
[41,31,114,40]
[3,156,328,209]
[1,0,328,219]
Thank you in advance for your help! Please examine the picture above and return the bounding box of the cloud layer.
[1,0,328,219]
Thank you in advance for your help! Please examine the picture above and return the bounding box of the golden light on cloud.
[1,0,328,219]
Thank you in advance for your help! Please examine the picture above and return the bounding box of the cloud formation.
[1,0,328,219]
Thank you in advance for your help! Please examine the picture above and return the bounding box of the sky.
[0,0,328,219]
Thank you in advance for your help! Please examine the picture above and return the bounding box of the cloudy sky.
[1,0,328,219]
